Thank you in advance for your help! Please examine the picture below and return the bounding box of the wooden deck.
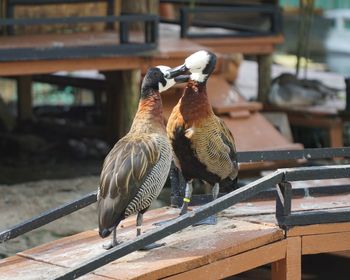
[0,26,288,151]
[0,32,299,163]
[1,190,350,280]
[0,34,280,76]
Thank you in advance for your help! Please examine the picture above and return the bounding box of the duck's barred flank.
[124,137,172,217]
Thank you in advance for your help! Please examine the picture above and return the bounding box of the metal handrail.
[1,148,350,278]
[1,147,350,243]
[0,12,159,61]
[0,14,159,26]
[0,192,97,243]
[56,164,350,279]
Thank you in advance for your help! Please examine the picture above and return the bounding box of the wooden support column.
[329,121,343,148]
[101,0,157,143]
[103,70,140,143]
[257,54,272,103]
[272,237,301,280]
[16,75,33,122]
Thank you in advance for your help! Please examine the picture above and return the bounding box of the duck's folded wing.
[98,135,161,230]
[217,117,238,179]
[191,117,238,180]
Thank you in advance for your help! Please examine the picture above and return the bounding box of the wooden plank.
[0,255,109,279]
[194,35,284,55]
[0,56,140,76]
[16,206,283,280]
[221,113,303,152]
[0,37,206,76]
[287,222,350,237]
[224,194,350,225]
[0,255,64,280]
[18,208,179,268]
[103,69,140,142]
[194,35,284,46]
[214,102,262,115]
[93,224,283,280]
[302,231,350,255]
[329,123,344,148]
[271,237,301,280]
[163,240,287,280]
[0,33,282,77]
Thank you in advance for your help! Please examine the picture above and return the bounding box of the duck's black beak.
[174,74,190,83]
[165,64,188,79]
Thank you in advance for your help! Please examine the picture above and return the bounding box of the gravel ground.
[0,176,169,259]
[0,176,99,258]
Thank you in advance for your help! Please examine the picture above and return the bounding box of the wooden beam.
[103,69,140,143]
[16,75,32,122]
[287,222,350,237]
[329,123,344,148]
[164,240,287,280]
[302,231,350,255]
[0,57,140,77]
[272,237,301,280]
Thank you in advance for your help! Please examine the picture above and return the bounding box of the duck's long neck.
[180,80,212,123]
[130,90,165,133]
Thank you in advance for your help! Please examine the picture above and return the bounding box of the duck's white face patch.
[185,50,210,73]
[184,50,210,82]
[157,65,176,92]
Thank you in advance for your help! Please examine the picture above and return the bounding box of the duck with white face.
[165,50,217,83]
[164,50,239,225]
[97,65,188,250]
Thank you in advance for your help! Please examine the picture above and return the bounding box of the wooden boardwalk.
[1,190,350,280]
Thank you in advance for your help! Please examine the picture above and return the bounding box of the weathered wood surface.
[0,32,282,76]
[271,237,301,280]
[302,232,350,255]
[2,194,350,279]
[287,222,350,237]
[1,206,284,279]
[193,35,284,55]
[165,239,287,280]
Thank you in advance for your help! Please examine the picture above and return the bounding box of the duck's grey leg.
[193,183,219,226]
[212,182,220,200]
[136,212,143,237]
[154,168,188,227]
[180,181,193,215]
[103,227,119,250]
[137,212,166,250]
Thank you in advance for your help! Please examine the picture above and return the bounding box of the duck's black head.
[141,66,188,99]
[165,50,217,83]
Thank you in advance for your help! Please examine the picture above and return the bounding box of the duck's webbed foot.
[192,183,219,226]
[102,228,121,250]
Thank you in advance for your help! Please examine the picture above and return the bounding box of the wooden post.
[16,75,33,122]
[329,121,343,148]
[272,237,301,280]
[103,70,140,143]
[257,54,272,104]
[102,0,158,143]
